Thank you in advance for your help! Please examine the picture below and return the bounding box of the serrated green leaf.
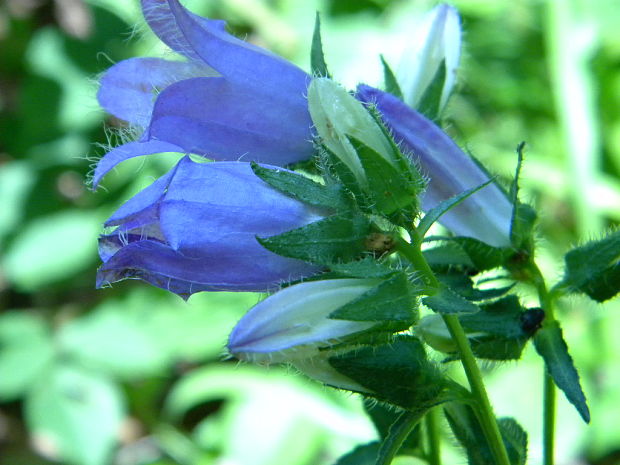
[380,55,404,100]
[258,213,372,264]
[557,230,620,302]
[329,336,449,410]
[534,321,590,423]
[444,402,528,465]
[417,59,446,122]
[349,136,420,216]
[330,272,418,327]
[423,242,476,270]
[428,236,512,271]
[423,285,480,314]
[328,257,397,279]
[310,12,331,78]
[333,441,380,465]
[251,162,352,211]
[418,180,492,237]
[437,271,514,302]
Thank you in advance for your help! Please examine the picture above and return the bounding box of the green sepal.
[310,12,331,78]
[417,59,447,122]
[330,272,418,328]
[380,55,404,100]
[444,402,528,465]
[348,136,420,217]
[509,143,537,251]
[437,271,514,302]
[417,179,493,238]
[555,229,620,302]
[257,213,372,265]
[423,285,480,314]
[251,162,353,211]
[320,143,367,203]
[534,321,590,423]
[329,335,451,410]
[332,441,380,465]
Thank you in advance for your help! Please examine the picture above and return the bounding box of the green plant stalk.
[396,234,510,465]
[442,314,511,465]
[530,262,557,465]
[543,371,556,465]
[425,408,442,465]
[395,234,440,294]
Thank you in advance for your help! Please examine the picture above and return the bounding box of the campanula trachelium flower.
[93,0,313,188]
[98,157,323,298]
[356,85,513,247]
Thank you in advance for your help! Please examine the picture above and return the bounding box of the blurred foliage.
[0,0,619,464]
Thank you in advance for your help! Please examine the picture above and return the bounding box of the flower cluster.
[93,3,605,462]
[95,0,516,399]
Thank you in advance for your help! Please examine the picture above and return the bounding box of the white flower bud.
[397,4,461,111]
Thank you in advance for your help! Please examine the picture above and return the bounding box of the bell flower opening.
[98,157,324,298]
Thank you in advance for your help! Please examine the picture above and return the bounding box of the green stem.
[530,262,557,465]
[442,315,511,465]
[425,408,441,465]
[394,235,440,294]
[543,371,556,465]
[395,231,510,465]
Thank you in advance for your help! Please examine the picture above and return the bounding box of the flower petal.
[97,57,215,127]
[155,158,324,254]
[357,85,512,247]
[99,157,323,296]
[141,0,309,98]
[146,77,314,164]
[92,140,184,189]
[97,238,318,297]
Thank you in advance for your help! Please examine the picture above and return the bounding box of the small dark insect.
[520,307,545,334]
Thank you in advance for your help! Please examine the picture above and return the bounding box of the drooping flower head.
[98,157,324,298]
[93,0,313,188]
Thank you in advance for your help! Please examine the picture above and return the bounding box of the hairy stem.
[396,230,510,465]
[442,314,511,465]
[426,408,442,465]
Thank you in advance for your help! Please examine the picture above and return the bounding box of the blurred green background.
[0,0,619,464]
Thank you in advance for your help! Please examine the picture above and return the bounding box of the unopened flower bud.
[228,278,382,364]
[307,77,397,186]
[397,3,461,112]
